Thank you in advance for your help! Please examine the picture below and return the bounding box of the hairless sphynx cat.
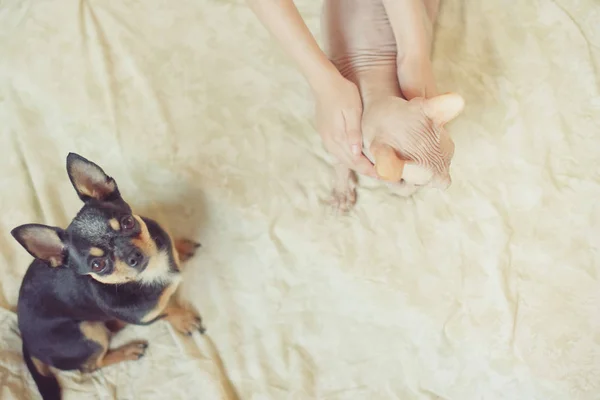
[322,0,465,212]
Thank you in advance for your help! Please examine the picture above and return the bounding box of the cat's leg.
[328,163,357,214]
[382,0,438,100]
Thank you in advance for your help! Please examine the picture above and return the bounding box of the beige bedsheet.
[1,0,599,399]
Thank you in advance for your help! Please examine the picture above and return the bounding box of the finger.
[325,134,376,178]
[349,155,379,178]
[323,138,347,162]
[342,109,363,157]
[324,139,355,171]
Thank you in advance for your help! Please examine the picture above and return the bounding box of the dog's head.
[11,153,176,285]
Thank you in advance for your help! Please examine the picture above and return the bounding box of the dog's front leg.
[162,304,206,336]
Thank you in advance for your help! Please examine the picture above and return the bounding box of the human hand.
[313,73,378,178]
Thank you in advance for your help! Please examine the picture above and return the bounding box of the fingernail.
[351,145,360,156]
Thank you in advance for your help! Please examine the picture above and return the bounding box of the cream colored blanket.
[1,0,599,399]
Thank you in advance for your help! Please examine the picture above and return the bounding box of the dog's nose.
[127,250,144,267]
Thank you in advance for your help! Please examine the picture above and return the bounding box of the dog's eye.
[121,215,135,231]
[91,258,108,273]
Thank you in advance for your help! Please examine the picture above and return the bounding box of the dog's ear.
[66,153,120,202]
[11,224,67,267]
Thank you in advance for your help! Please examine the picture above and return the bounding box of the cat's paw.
[327,164,357,214]
[328,186,357,214]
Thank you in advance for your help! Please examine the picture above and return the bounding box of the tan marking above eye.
[89,247,104,257]
[109,218,120,231]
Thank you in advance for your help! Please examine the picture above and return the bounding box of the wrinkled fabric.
[0,0,599,399]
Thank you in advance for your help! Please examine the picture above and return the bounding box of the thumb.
[343,108,363,157]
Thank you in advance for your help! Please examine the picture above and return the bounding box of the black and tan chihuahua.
[11,153,205,400]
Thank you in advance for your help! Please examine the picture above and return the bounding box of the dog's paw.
[81,340,148,372]
[174,238,201,263]
[167,308,206,336]
[118,340,149,360]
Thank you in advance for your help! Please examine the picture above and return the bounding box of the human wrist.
[305,58,344,96]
